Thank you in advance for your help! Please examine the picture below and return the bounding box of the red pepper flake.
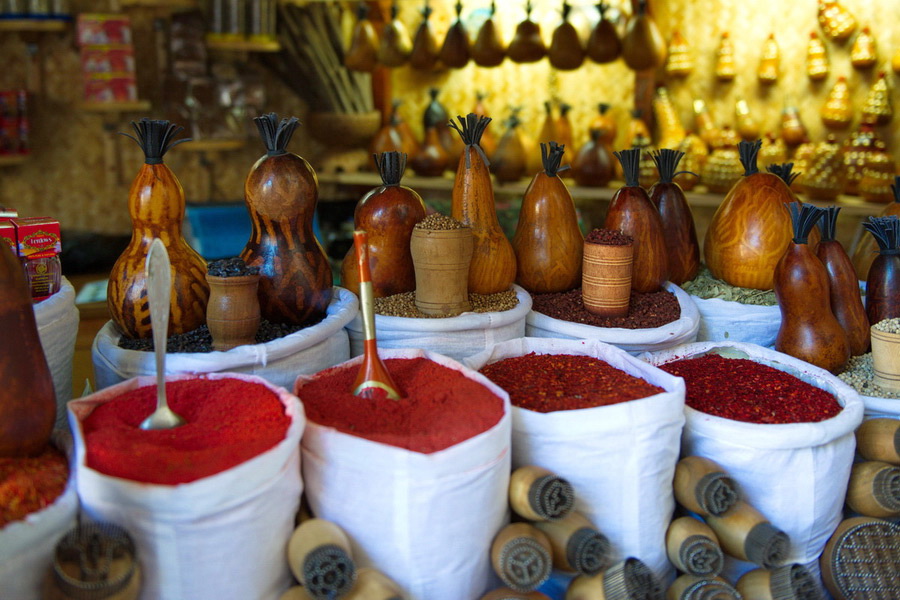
[0,445,69,528]
[479,353,664,413]
[83,378,290,485]
[659,354,842,424]
[299,358,504,454]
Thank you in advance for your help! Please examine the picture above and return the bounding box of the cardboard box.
[81,46,136,75]
[11,217,62,302]
[84,75,138,103]
[76,14,133,46]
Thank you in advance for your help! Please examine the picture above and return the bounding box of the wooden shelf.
[79,100,152,113]
[0,154,28,167]
[0,18,69,33]
[205,37,281,53]
[181,139,245,152]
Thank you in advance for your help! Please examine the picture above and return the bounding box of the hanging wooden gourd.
[571,129,614,188]
[548,1,585,71]
[665,30,692,78]
[862,72,893,126]
[345,3,379,73]
[757,33,779,85]
[852,177,900,280]
[759,133,787,168]
[411,126,449,177]
[109,119,208,339]
[621,0,666,71]
[859,148,896,204]
[473,92,498,159]
[704,140,797,290]
[653,86,685,150]
[409,1,440,71]
[241,114,332,326]
[449,114,517,294]
[821,76,853,130]
[715,33,736,82]
[472,1,506,67]
[649,149,700,285]
[807,32,829,81]
[780,104,808,147]
[491,113,528,184]
[340,152,427,297]
[439,0,470,69]
[371,100,419,159]
[586,2,621,64]
[0,239,55,457]
[850,26,877,69]
[843,124,884,196]
[803,135,846,201]
[735,99,760,141]
[589,103,617,148]
[424,88,463,164]
[818,0,857,41]
[674,133,707,192]
[377,1,412,68]
[512,142,583,294]
[507,0,546,64]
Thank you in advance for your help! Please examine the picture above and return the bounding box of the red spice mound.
[299,357,504,453]
[532,287,681,329]
[585,228,633,245]
[83,378,291,485]
[479,353,664,412]
[0,444,69,528]
[660,354,842,424]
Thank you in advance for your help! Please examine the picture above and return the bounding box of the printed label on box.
[77,14,133,46]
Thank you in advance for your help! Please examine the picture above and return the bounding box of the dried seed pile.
[873,318,900,334]
[532,288,680,329]
[838,353,900,399]
[375,289,519,318]
[118,317,319,353]
[415,213,465,230]
[585,228,633,245]
[207,257,260,277]
[682,266,777,306]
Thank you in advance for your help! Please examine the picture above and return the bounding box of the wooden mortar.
[871,326,900,392]
[666,575,740,600]
[410,225,474,316]
[846,460,900,518]
[665,516,724,577]
[534,511,613,576]
[856,418,900,464]
[509,465,576,522]
[205,273,261,351]
[491,523,553,593]
[287,519,356,599]
[673,456,740,517]
[705,501,790,568]
[582,238,634,317]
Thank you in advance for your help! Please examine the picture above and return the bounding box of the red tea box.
[81,47,135,75]
[12,217,62,302]
[0,221,15,254]
[84,76,138,103]
[77,14,133,46]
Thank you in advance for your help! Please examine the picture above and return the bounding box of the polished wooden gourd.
[853,178,900,279]
[344,3,378,72]
[572,130,614,188]
[0,240,55,457]
[621,0,666,71]
[549,2,585,70]
[376,2,412,67]
[472,1,505,67]
[241,114,332,325]
[513,142,583,294]
[649,149,700,285]
[862,215,900,326]
[507,1,545,63]
[492,115,528,184]
[108,119,209,338]
[587,2,621,63]
[409,3,439,71]
[438,1,470,68]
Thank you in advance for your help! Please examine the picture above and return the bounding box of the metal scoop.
[139,239,186,430]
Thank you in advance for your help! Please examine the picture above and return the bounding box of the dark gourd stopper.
[818,206,841,243]
[787,202,825,245]
[424,88,447,129]
[373,151,407,186]
[449,113,492,168]
[651,148,688,184]
[738,139,763,176]
[120,118,190,165]
[892,176,900,204]
[254,113,300,157]
[767,162,801,186]
[864,215,900,255]
[540,141,568,177]
[560,102,571,117]
[598,102,610,115]
[355,1,369,20]
[613,148,641,187]
[421,1,432,20]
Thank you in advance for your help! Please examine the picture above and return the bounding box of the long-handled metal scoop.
[139,239,186,430]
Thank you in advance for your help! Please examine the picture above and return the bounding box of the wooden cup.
[205,273,261,351]
[582,240,633,317]
[410,226,474,316]
[871,326,900,392]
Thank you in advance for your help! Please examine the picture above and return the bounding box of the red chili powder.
[83,377,291,485]
[0,444,69,528]
[659,354,842,424]
[299,357,504,454]
[479,353,664,412]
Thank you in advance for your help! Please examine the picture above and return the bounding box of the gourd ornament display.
[852,177,900,280]
[0,240,54,457]
[715,33,736,82]
[549,1,585,71]
[850,26,877,69]
[790,139,816,194]
[513,142,583,294]
[818,0,857,41]
[621,0,666,71]
[424,88,463,165]
[241,114,332,325]
[665,30,692,78]
[735,99,760,142]
[653,87,685,150]
[774,203,849,374]
[757,34,780,85]
[693,99,720,148]
[341,152,427,298]
[571,129,614,188]
[803,135,846,201]
[807,32,829,80]
[862,215,900,326]
[377,2,412,68]
[409,2,440,71]
[411,125,449,177]
[108,119,209,339]
[674,134,707,192]
[605,148,668,293]
[554,103,574,158]
[649,149,700,285]
[586,2,621,64]
[371,100,419,159]
[491,114,528,184]
[507,1,546,64]
[821,77,853,130]
[759,133,787,168]
[473,92,498,159]
[842,124,883,196]
[345,3,378,72]
[439,1,470,69]
[859,146,895,204]
[780,104,808,147]
[704,140,796,290]
[700,128,742,194]
[862,72,893,126]
[472,1,505,67]
[449,114,517,294]
[528,102,556,176]
[589,103,617,149]
[817,207,870,356]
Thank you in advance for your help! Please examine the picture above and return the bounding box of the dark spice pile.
[0,445,69,527]
[118,317,320,353]
[207,257,260,278]
[479,353,663,412]
[585,228,633,245]
[659,354,842,424]
[532,287,680,329]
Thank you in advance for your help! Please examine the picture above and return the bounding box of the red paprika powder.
[659,354,842,424]
[479,353,664,412]
[82,377,290,485]
[299,357,504,454]
[0,444,69,528]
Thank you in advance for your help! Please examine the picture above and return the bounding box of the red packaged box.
[0,206,17,222]
[81,46,136,75]
[77,14,133,46]
[84,76,138,103]
[12,217,62,302]
[0,221,15,254]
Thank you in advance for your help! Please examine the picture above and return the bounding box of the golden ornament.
[665,30,693,78]
[859,149,896,203]
[807,32,829,80]
[760,133,788,168]
[791,140,816,194]
[842,124,884,196]
[674,133,708,192]
[758,33,779,85]
[653,87,686,150]
[851,26,877,69]
[780,105,808,147]
[821,76,853,129]
[862,72,893,126]
[803,135,846,200]
[818,0,857,42]
[715,33,736,82]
